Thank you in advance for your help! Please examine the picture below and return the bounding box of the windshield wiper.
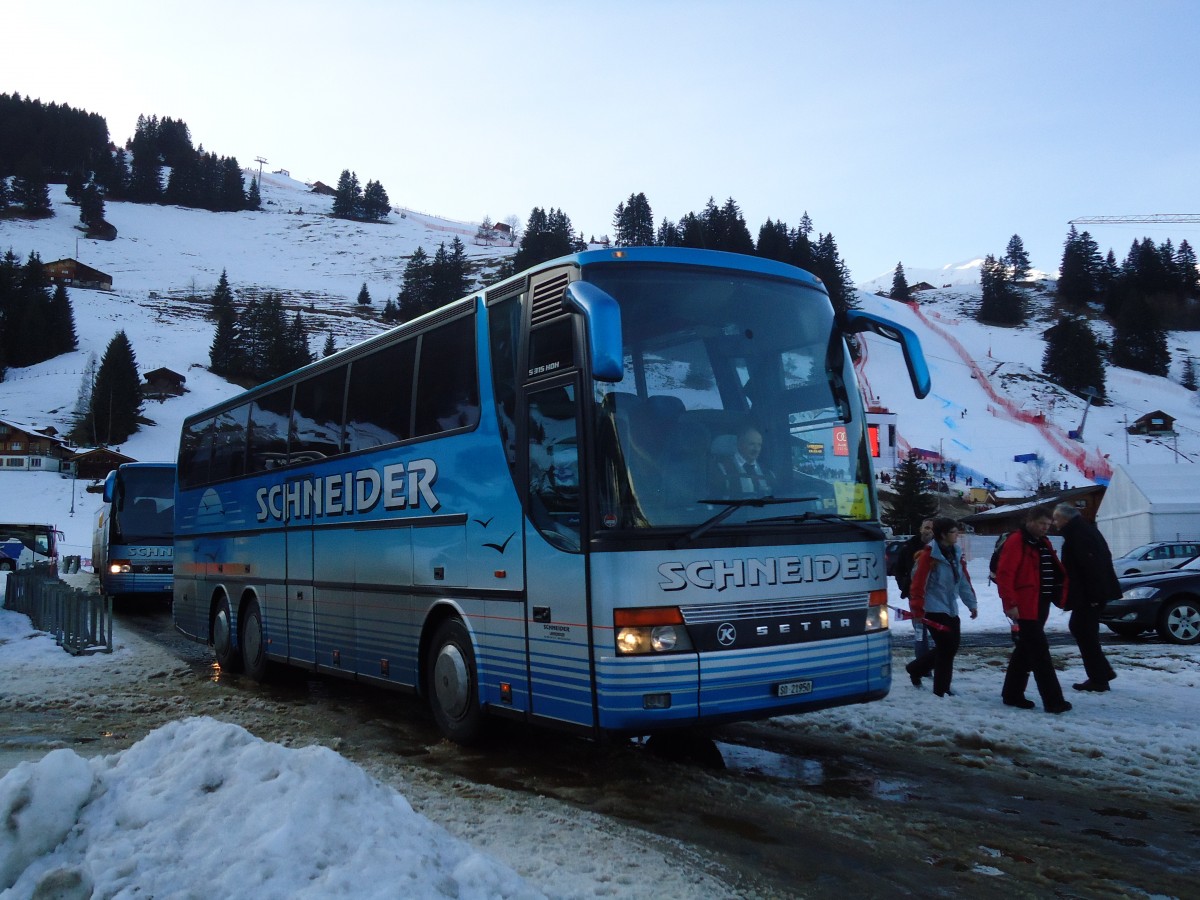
[747,510,883,539]
[673,497,819,548]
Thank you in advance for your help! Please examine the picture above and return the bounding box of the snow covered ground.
[4,548,1198,896]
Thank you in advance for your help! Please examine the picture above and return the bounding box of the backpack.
[989,532,1011,580]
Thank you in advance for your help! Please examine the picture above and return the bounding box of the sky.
[7,0,1200,282]
[2,178,1200,895]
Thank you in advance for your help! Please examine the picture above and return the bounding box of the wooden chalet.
[0,418,70,473]
[65,447,137,481]
[310,181,337,196]
[42,258,113,291]
[143,367,187,400]
[1128,410,1175,436]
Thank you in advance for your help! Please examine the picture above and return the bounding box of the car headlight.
[1122,586,1159,600]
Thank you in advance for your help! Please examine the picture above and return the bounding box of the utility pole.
[255,156,268,184]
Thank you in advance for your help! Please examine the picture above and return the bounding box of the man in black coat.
[1053,503,1120,692]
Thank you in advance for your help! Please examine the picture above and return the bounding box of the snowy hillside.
[856,285,1200,489]
[3,174,1200,562]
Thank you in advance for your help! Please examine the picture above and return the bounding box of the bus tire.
[0,559,13,572]
[240,597,270,681]
[212,594,242,673]
[427,618,485,744]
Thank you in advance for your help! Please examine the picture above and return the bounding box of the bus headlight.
[614,607,694,655]
[109,561,131,575]
[866,588,889,632]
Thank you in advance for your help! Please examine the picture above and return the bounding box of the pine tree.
[356,283,372,306]
[1111,294,1169,376]
[382,297,400,321]
[47,283,78,355]
[332,170,361,219]
[1182,356,1198,391]
[1176,240,1199,298]
[247,176,261,210]
[89,330,143,445]
[127,115,164,203]
[883,453,938,535]
[12,162,52,217]
[210,268,235,320]
[612,192,656,246]
[475,216,496,245]
[810,232,856,315]
[284,313,313,371]
[399,247,433,321]
[323,331,337,358]
[656,218,681,246]
[79,182,106,228]
[755,219,791,262]
[209,303,240,376]
[1042,316,1106,400]
[512,207,581,270]
[1004,234,1031,281]
[1057,226,1099,307]
[361,179,390,221]
[978,254,1023,325]
[890,262,911,301]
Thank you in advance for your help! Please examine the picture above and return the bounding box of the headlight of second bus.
[109,560,132,575]
[614,607,694,655]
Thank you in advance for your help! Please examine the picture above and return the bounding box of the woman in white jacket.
[904,517,978,697]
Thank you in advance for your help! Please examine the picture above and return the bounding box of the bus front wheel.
[427,618,485,744]
[212,595,242,673]
[240,598,270,681]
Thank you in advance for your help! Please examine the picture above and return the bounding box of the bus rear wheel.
[427,618,485,744]
[0,559,13,572]
[240,598,270,681]
[212,595,242,672]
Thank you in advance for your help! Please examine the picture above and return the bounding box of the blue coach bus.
[173,247,929,742]
[91,463,175,601]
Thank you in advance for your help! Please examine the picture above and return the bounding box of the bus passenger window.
[248,389,293,473]
[414,317,479,437]
[345,340,415,451]
[528,385,581,551]
[292,365,347,461]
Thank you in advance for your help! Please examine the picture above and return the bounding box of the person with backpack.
[894,519,935,657]
[904,517,978,697]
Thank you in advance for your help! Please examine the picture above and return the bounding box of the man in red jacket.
[995,506,1072,713]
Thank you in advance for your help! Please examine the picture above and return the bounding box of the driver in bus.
[711,425,776,497]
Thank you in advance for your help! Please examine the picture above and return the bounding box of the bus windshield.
[588,263,876,531]
[114,466,176,544]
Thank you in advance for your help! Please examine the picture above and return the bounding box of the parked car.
[1102,556,1200,644]
[1110,541,1200,576]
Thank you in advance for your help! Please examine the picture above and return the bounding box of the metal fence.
[2,564,113,655]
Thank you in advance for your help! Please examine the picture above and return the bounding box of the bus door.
[284,473,318,666]
[523,379,594,728]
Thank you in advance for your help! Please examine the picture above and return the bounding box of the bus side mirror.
[842,309,931,399]
[101,470,118,504]
[563,281,623,383]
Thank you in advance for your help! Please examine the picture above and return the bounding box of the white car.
[1111,541,1200,576]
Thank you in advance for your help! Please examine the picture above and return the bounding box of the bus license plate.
[776,680,812,697]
